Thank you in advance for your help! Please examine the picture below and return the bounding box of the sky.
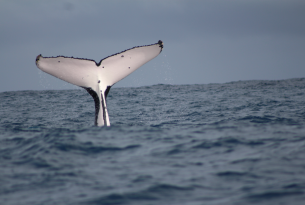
[0,0,305,92]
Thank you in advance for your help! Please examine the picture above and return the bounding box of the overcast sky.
[1,0,304,92]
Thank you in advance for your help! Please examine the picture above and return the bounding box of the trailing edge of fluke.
[36,40,163,126]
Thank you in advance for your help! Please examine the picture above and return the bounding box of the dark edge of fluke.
[35,40,163,67]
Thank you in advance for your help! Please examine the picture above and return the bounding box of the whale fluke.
[36,40,163,126]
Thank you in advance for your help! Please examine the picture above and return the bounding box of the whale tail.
[36,40,163,126]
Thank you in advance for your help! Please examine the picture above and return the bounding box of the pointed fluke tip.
[158,40,163,49]
[36,54,42,65]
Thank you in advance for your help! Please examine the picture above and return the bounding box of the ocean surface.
[1,78,305,205]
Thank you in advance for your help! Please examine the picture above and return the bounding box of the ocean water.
[1,78,305,205]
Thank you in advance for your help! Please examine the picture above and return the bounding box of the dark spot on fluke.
[35,54,41,64]
[121,55,124,57]
[98,80,100,83]
[158,40,163,48]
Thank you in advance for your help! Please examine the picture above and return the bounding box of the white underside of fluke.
[36,40,163,126]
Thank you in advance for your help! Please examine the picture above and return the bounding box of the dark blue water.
[1,78,305,205]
